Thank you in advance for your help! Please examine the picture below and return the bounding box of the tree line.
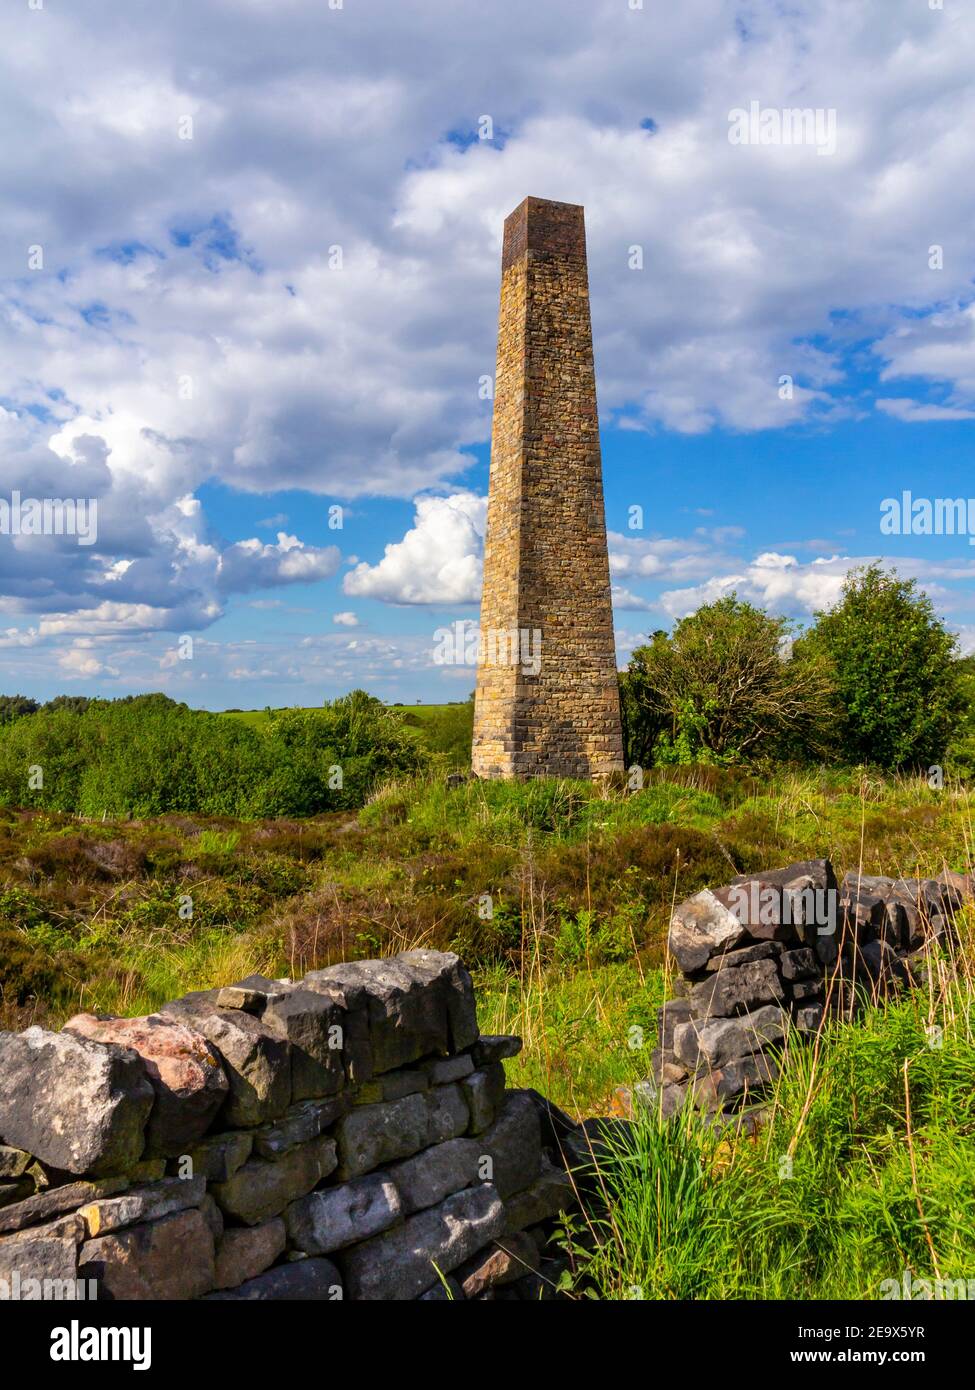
[620,564,974,774]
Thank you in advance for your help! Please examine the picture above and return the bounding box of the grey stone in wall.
[0,1176,128,1236]
[462,1064,506,1134]
[668,890,746,973]
[0,1216,82,1290]
[477,1092,543,1199]
[260,986,346,1100]
[205,1255,342,1301]
[0,1027,153,1176]
[500,1159,574,1236]
[673,1005,788,1071]
[339,1182,505,1300]
[77,1175,206,1238]
[286,1173,401,1254]
[161,992,292,1128]
[334,1093,431,1181]
[211,1134,337,1225]
[385,1137,483,1215]
[335,1086,470,1181]
[688,958,785,1020]
[471,1034,523,1067]
[178,1129,252,1183]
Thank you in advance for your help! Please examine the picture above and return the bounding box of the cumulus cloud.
[216,532,340,594]
[611,585,658,612]
[3,0,975,693]
[608,531,738,583]
[344,492,486,605]
[659,552,856,620]
[332,611,359,627]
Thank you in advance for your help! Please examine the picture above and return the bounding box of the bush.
[621,597,834,767]
[0,690,429,817]
[265,690,430,811]
[797,564,967,769]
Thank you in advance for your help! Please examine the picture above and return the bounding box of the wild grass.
[2,767,972,1035]
[569,971,975,1299]
[2,764,974,1298]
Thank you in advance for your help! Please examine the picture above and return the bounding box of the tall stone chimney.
[471,197,625,780]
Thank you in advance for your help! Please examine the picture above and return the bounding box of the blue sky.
[0,0,973,707]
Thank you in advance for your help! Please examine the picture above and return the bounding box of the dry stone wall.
[637,860,972,1124]
[0,951,576,1301]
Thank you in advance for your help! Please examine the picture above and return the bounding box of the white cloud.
[659,552,855,620]
[611,585,657,612]
[332,611,359,627]
[58,641,120,680]
[876,397,975,423]
[2,0,975,694]
[608,531,738,582]
[216,532,340,594]
[344,492,486,605]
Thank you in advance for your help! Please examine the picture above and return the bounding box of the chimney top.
[502,197,586,270]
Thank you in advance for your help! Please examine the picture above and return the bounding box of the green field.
[1,763,973,1297]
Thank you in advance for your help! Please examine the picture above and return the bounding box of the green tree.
[623,598,835,767]
[797,564,965,768]
[0,694,39,725]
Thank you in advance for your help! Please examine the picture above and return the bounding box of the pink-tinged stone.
[214,1218,286,1289]
[79,1207,215,1300]
[64,1013,228,1156]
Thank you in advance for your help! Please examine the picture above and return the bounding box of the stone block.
[78,1175,205,1237]
[476,1092,542,1199]
[177,1130,252,1183]
[462,1064,506,1134]
[454,1230,541,1298]
[689,958,785,1020]
[0,1027,152,1177]
[334,1093,429,1180]
[252,1096,346,1162]
[668,890,745,974]
[470,1035,522,1068]
[500,1159,574,1235]
[63,1012,227,1156]
[673,1005,788,1070]
[79,1207,215,1300]
[704,941,783,973]
[204,1257,342,1300]
[339,1183,504,1300]
[260,986,346,1101]
[779,948,819,981]
[689,1052,779,1109]
[286,1173,401,1254]
[0,1216,82,1294]
[211,1135,337,1226]
[0,1177,129,1236]
[214,1218,286,1290]
[161,991,291,1128]
[385,1137,482,1215]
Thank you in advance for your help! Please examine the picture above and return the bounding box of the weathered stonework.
[0,950,579,1301]
[472,197,624,780]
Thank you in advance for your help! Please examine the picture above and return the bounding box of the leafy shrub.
[0,689,429,818]
[621,598,835,767]
[797,564,967,769]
